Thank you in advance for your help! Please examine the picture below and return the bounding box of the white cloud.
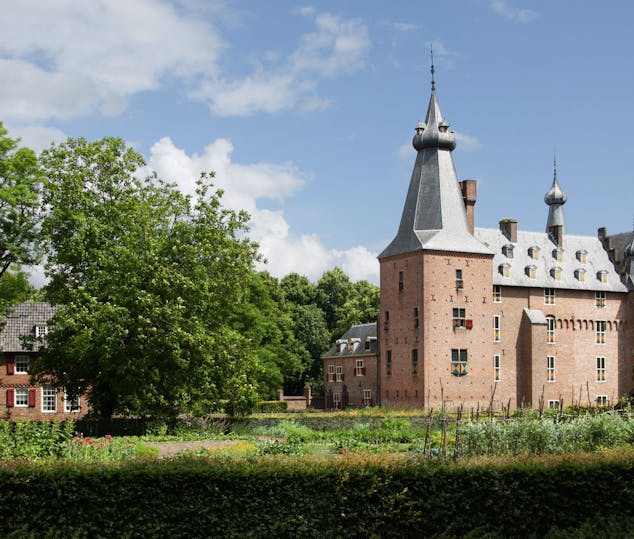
[489,0,538,23]
[454,132,484,151]
[6,124,68,153]
[145,136,379,283]
[385,22,419,32]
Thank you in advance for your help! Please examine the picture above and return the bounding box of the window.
[552,249,563,262]
[528,246,540,259]
[35,325,48,338]
[493,285,502,303]
[398,271,404,292]
[15,356,29,374]
[493,315,501,342]
[525,265,537,279]
[411,349,418,375]
[596,291,606,308]
[452,308,466,329]
[574,268,586,282]
[328,365,335,382]
[550,267,562,280]
[596,357,606,382]
[596,395,608,406]
[333,392,341,408]
[386,350,392,376]
[363,389,372,407]
[502,244,514,258]
[335,366,343,382]
[64,390,80,413]
[451,349,468,377]
[455,269,464,289]
[547,356,555,382]
[596,321,606,344]
[548,400,560,410]
[499,263,511,277]
[576,250,587,263]
[597,270,608,283]
[494,354,501,382]
[413,307,419,328]
[544,288,556,305]
[42,386,56,413]
[14,388,28,407]
[546,317,555,344]
[384,311,390,332]
[355,359,365,377]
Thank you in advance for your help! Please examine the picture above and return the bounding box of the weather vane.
[430,45,435,91]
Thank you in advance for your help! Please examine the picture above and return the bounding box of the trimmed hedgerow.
[1,449,634,538]
[256,400,288,413]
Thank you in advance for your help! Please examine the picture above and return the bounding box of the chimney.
[459,179,477,234]
[499,218,518,243]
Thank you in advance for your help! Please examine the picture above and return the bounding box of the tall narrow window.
[546,317,555,344]
[333,392,341,408]
[42,386,57,413]
[596,291,606,308]
[596,357,606,382]
[493,285,502,303]
[452,308,466,329]
[363,389,372,407]
[494,354,501,382]
[544,288,556,305]
[14,388,29,407]
[413,307,419,328]
[328,365,335,382]
[384,311,390,332]
[493,315,501,342]
[398,271,404,292]
[455,269,464,289]
[386,350,392,376]
[451,349,468,377]
[335,366,343,382]
[547,356,555,382]
[355,359,365,377]
[411,349,418,375]
[596,320,606,344]
[64,390,80,413]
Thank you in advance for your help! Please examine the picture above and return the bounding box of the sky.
[2,0,633,286]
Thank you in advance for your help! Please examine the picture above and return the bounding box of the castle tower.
[544,158,567,247]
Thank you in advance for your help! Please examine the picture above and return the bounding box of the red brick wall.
[323,353,377,408]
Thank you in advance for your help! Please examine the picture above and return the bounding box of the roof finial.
[553,153,557,182]
[430,44,435,92]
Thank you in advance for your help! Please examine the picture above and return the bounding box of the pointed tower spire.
[544,156,567,246]
[379,63,491,259]
[430,45,436,92]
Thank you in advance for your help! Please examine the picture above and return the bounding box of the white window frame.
[493,285,502,303]
[35,325,48,338]
[596,291,606,308]
[355,359,364,377]
[363,389,372,407]
[328,364,335,382]
[548,399,560,410]
[41,386,57,413]
[596,395,608,406]
[596,357,606,382]
[335,365,343,383]
[547,356,555,382]
[493,315,501,342]
[494,354,501,382]
[596,320,606,344]
[332,392,341,408]
[544,288,556,305]
[64,390,81,413]
[14,388,29,407]
[452,308,466,329]
[14,356,29,374]
[451,349,468,377]
[546,317,555,344]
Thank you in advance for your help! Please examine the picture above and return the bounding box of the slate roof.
[322,323,377,358]
[523,308,548,325]
[0,302,57,353]
[475,228,627,293]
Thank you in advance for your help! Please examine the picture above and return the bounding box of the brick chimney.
[499,218,518,242]
[459,179,477,234]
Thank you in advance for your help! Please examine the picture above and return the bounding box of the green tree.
[32,137,259,419]
[289,303,330,393]
[316,267,353,336]
[280,273,317,305]
[333,279,380,338]
[0,269,37,307]
[0,123,40,279]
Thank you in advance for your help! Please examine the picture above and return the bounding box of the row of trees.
[0,123,379,418]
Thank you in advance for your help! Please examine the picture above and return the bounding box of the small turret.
[545,158,567,247]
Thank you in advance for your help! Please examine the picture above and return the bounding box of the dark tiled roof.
[322,322,377,358]
[0,302,56,353]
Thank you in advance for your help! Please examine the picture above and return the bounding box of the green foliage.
[0,268,37,306]
[34,137,260,419]
[0,420,75,459]
[256,400,288,413]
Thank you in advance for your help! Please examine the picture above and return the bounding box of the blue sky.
[2,1,633,284]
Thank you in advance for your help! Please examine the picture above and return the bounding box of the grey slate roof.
[379,89,492,259]
[524,308,548,324]
[0,302,56,353]
[322,322,377,358]
[475,228,627,293]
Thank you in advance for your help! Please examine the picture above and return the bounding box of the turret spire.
[430,45,436,92]
[545,156,567,246]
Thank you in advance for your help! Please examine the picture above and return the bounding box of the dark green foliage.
[256,400,288,413]
[0,420,74,459]
[1,450,634,537]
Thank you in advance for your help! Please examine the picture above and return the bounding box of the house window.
[596,395,608,406]
[546,317,555,344]
[64,390,80,413]
[494,354,501,382]
[548,400,560,410]
[451,349,468,377]
[411,349,418,375]
[528,246,540,259]
[499,263,511,277]
[576,250,587,263]
[333,392,341,408]
[502,244,514,258]
[42,386,57,413]
[384,311,390,332]
[596,270,608,283]
[413,307,419,328]
[363,389,372,407]
[386,350,392,376]
[493,315,501,342]
[455,269,464,289]
[544,288,556,305]
[328,365,335,382]
[355,359,365,377]
[596,291,606,308]
[14,388,29,407]
[552,249,563,262]
[35,325,48,338]
[335,366,343,382]
[550,267,562,280]
[15,356,29,374]
[596,321,606,344]
[452,308,466,329]
[493,285,502,303]
[398,271,404,292]
[596,357,606,382]
[547,356,555,382]
[574,268,586,282]
[525,265,537,279]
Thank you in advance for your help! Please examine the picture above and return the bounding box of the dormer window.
[550,267,562,280]
[596,270,608,284]
[528,246,540,260]
[525,265,537,279]
[502,244,514,258]
[574,268,586,282]
[35,325,49,338]
[576,250,588,263]
[499,263,511,277]
[552,249,563,262]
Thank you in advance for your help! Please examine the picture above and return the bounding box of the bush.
[257,400,288,413]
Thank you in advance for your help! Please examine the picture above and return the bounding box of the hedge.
[1,449,634,538]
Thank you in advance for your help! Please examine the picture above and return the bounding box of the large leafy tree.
[32,137,260,419]
[333,279,380,339]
